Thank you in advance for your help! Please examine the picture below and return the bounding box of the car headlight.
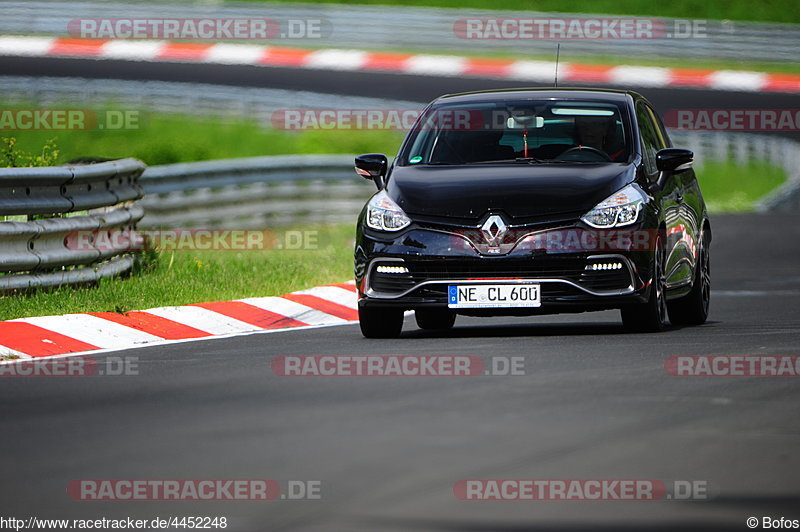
[581,184,645,228]
[366,190,411,231]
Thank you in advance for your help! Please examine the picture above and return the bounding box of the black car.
[353,88,710,338]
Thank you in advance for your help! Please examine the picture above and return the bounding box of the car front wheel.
[621,235,667,333]
[668,230,710,326]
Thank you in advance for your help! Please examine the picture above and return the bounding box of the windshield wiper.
[460,158,547,164]
[525,158,600,164]
[417,158,590,166]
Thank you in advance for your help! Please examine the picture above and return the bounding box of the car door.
[650,106,704,283]
[647,104,697,288]
[636,101,688,289]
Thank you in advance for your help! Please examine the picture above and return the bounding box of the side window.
[646,105,671,148]
[636,102,660,175]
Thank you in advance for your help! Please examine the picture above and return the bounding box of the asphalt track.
[1,213,799,531]
[2,55,800,141]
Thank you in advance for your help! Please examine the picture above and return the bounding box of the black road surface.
[2,214,799,531]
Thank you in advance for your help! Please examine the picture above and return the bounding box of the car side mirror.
[656,148,693,172]
[355,153,388,189]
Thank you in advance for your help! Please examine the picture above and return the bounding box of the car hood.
[385,163,637,223]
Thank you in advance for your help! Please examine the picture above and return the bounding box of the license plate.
[448,284,541,308]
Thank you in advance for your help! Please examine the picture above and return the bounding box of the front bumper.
[355,223,654,315]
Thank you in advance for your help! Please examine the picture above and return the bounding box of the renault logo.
[481,214,507,246]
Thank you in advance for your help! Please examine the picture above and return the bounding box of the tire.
[359,306,404,338]
[621,235,668,333]
[668,229,710,326]
[415,309,456,330]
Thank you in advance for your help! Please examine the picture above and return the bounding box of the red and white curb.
[1,36,798,93]
[0,281,359,359]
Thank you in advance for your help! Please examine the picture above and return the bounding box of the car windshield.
[400,100,631,166]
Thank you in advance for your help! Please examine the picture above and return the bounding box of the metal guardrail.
[756,161,800,212]
[757,174,800,212]
[669,130,800,213]
[0,158,146,292]
[0,158,145,215]
[0,1,797,63]
[669,130,800,174]
[139,155,372,228]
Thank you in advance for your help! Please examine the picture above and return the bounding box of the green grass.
[3,111,405,166]
[0,225,356,321]
[696,160,787,213]
[230,0,800,24]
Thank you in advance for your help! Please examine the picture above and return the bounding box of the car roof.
[432,87,642,105]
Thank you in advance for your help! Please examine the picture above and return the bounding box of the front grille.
[405,258,587,280]
[369,256,632,296]
[413,212,584,228]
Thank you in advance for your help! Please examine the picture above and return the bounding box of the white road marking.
[12,314,162,348]
[305,49,367,70]
[404,54,467,76]
[237,297,348,325]
[0,36,55,56]
[101,40,164,60]
[0,346,32,360]
[206,43,266,64]
[507,60,564,82]
[708,70,767,91]
[713,290,800,296]
[143,306,260,335]
[610,66,672,87]
[292,286,358,309]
